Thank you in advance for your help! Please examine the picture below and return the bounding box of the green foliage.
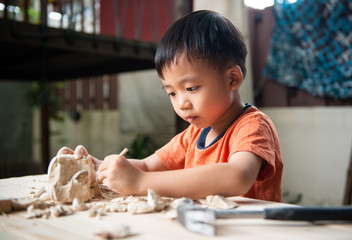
[282,191,303,205]
[27,81,65,121]
[27,7,40,24]
[128,134,158,159]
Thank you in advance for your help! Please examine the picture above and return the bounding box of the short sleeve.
[155,126,192,170]
[230,112,278,182]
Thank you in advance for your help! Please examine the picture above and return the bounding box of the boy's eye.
[168,92,176,97]
[186,86,198,92]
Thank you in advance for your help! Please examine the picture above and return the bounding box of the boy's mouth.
[185,116,198,123]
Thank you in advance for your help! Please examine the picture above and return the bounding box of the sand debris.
[25,179,238,219]
[95,224,133,239]
[200,195,238,209]
[72,198,88,211]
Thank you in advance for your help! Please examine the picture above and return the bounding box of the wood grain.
[0,175,351,240]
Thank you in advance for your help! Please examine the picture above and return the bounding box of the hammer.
[177,198,352,236]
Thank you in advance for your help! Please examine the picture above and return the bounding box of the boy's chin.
[189,122,208,129]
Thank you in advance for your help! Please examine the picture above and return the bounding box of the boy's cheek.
[170,100,178,112]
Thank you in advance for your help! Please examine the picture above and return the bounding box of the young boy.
[57,10,283,202]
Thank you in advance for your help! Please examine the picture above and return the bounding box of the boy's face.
[161,53,239,130]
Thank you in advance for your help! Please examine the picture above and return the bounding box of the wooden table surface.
[0,175,351,240]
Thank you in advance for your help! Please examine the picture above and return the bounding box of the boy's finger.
[74,145,89,159]
[97,161,109,174]
[96,169,107,184]
[91,157,102,171]
[57,147,74,155]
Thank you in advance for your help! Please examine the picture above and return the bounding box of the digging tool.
[177,198,352,236]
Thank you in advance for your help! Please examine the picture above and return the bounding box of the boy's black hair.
[155,10,247,79]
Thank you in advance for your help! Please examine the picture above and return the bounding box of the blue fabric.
[263,0,352,99]
[197,103,253,149]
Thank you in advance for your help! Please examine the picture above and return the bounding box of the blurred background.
[0,0,351,207]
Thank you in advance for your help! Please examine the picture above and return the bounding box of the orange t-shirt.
[155,106,283,202]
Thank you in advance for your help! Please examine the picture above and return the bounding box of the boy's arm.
[97,151,262,199]
[128,154,169,172]
[141,151,262,198]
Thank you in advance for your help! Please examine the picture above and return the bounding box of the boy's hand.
[56,145,102,171]
[57,145,89,159]
[56,146,75,156]
[96,154,144,196]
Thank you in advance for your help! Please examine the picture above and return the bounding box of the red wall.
[100,0,175,42]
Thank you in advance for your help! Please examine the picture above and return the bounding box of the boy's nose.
[178,96,192,110]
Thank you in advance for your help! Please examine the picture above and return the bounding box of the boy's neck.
[206,94,245,145]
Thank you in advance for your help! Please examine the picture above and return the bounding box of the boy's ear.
[227,65,243,90]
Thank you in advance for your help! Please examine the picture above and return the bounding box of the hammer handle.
[264,206,352,221]
[215,206,352,221]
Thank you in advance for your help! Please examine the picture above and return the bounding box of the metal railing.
[0,0,176,42]
[0,0,176,111]
[0,0,99,34]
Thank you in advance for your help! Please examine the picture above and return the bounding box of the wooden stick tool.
[119,148,129,157]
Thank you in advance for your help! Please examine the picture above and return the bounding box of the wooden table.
[0,175,351,240]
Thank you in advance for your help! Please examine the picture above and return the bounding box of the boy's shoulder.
[178,106,275,142]
[241,106,271,121]
[234,106,276,131]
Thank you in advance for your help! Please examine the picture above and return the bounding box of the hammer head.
[177,198,216,236]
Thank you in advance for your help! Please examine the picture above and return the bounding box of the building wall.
[264,107,352,206]
[47,109,174,161]
[0,82,40,178]
[35,70,175,162]
[100,0,179,42]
